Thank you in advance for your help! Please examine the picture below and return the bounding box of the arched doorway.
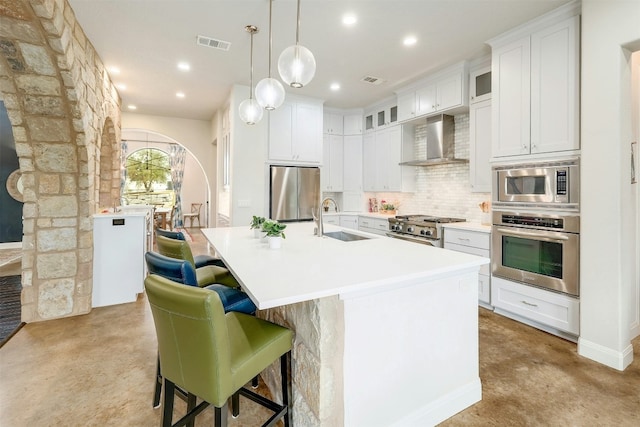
[121,129,211,229]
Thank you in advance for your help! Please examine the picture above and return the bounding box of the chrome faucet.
[314,197,339,237]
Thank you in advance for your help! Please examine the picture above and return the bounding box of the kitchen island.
[202,223,489,426]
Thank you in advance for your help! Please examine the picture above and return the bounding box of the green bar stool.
[144,275,292,427]
[155,235,239,288]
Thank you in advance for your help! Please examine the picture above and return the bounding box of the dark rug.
[0,275,24,347]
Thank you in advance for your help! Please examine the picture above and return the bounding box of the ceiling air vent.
[360,75,386,85]
[197,35,231,51]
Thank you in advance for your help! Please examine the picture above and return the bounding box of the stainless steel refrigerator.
[270,165,320,222]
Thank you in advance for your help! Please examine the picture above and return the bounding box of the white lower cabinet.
[491,275,580,338]
[323,215,339,226]
[340,216,358,230]
[443,227,491,308]
[358,216,389,236]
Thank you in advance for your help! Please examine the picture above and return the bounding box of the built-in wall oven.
[491,157,581,297]
[492,210,580,296]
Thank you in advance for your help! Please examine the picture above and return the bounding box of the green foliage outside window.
[125,148,170,192]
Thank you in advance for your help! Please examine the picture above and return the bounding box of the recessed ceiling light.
[127,105,137,110]
[330,83,340,91]
[342,14,357,26]
[176,91,185,98]
[403,36,417,46]
[177,62,190,71]
[108,66,120,74]
[116,83,126,91]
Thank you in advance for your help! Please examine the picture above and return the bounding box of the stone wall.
[259,296,345,426]
[0,0,121,322]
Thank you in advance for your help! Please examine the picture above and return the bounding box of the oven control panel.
[494,211,580,234]
[501,214,564,229]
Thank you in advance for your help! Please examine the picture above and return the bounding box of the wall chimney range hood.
[400,114,468,166]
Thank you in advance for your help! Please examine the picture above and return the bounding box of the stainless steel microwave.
[492,158,580,210]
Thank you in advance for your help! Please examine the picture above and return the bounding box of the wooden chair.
[183,203,202,228]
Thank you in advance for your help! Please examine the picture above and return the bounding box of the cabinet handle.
[457,237,471,242]
[521,300,538,308]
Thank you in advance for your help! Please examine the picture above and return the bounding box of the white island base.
[202,224,486,426]
[342,271,480,426]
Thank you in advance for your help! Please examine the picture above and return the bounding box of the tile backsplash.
[365,113,491,223]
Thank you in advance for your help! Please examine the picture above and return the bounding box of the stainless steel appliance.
[269,165,321,222]
[493,158,579,211]
[387,214,466,247]
[491,210,579,296]
[399,114,467,166]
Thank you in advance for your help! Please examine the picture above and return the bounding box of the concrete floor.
[1,229,640,426]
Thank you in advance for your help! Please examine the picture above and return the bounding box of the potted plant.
[262,220,287,249]
[250,215,266,238]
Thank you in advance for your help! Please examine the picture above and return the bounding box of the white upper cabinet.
[396,62,468,122]
[469,66,492,104]
[343,134,363,192]
[362,125,415,192]
[323,111,344,135]
[489,6,580,159]
[530,16,580,154]
[469,100,492,193]
[364,101,398,132]
[269,99,323,163]
[343,113,363,135]
[492,36,531,157]
[321,134,344,192]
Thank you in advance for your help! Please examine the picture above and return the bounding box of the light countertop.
[442,222,492,233]
[202,223,488,309]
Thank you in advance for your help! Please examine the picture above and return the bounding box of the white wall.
[579,0,640,370]
[228,85,269,227]
[121,113,214,227]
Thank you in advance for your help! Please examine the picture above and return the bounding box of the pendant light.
[255,0,285,110]
[238,25,263,125]
[277,0,316,88]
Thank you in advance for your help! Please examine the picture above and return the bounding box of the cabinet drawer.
[358,217,389,236]
[444,228,490,249]
[323,217,339,226]
[443,242,490,276]
[491,276,579,335]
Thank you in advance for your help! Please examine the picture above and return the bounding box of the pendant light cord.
[245,25,258,99]
[250,30,254,98]
[268,0,273,77]
[295,0,301,45]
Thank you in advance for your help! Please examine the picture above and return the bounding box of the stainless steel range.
[387,215,466,247]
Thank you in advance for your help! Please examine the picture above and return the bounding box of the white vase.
[268,236,282,249]
[254,228,262,238]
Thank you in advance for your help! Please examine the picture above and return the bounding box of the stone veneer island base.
[202,223,488,426]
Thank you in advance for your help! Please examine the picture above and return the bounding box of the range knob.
[421,229,432,236]
[407,226,414,233]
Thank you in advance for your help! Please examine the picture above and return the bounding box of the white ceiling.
[68,0,570,121]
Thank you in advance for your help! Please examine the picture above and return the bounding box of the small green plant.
[250,215,266,230]
[261,220,287,239]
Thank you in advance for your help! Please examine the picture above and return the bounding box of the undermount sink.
[323,231,370,242]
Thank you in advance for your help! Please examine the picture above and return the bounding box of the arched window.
[122,148,174,207]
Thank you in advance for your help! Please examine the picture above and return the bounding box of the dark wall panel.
[0,101,22,243]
